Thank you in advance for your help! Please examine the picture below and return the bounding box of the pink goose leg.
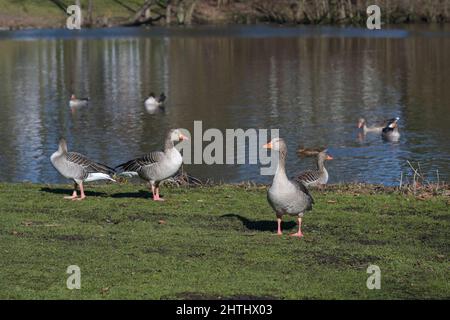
[277,217,282,235]
[73,182,86,200]
[153,186,165,201]
[290,217,303,238]
[64,182,78,200]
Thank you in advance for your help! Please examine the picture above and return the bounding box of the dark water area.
[0,25,449,186]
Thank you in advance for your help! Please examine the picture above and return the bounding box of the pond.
[0,25,449,185]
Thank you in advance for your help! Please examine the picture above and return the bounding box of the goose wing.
[66,152,115,175]
[293,178,315,205]
[115,151,165,172]
[295,170,320,186]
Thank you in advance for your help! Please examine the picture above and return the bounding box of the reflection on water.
[0,26,449,186]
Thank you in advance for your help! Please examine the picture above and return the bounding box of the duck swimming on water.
[145,92,166,110]
[381,117,401,141]
[357,118,389,134]
[69,94,89,107]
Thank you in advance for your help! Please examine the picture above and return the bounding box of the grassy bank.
[0,182,448,299]
[1,0,450,29]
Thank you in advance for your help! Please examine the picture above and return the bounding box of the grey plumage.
[115,129,187,200]
[295,150,332,187]
[266,138,314,218]
[50,139,115,183]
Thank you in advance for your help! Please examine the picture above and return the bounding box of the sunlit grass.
[0,182,448,299]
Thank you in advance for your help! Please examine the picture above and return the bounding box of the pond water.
[0,25,449,186]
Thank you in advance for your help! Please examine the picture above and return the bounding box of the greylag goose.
[357,118,389,134]
[381,117,400,141]
[115,129,187,201]
[50,138,116,200]
[264,138,314,237]
[145,92,166,110]
[69,94,89,107]
[295,149,333,187]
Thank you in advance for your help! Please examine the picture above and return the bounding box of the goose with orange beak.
[115,129,188,201]
[263,138,314,237]
[381,117,400,141]
[296,149,333,187]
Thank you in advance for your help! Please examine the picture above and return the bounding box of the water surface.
[0,25,449,185]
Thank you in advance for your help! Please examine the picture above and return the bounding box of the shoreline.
[1,0,450,31]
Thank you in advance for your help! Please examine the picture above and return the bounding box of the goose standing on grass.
[69,94,89,107]
[295,149,333,187]
[357,118,388,134]
[264,138,314,238]
[115,129,188,201]
[382,117,400,141]
[144,92,166,110]
[50,138,116,200]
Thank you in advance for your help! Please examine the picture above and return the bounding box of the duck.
[69,94,89,107]
[357,118,388,134]
[144,92,166,110]
[115,129,188,201]
[295,149,333,187]
[296,146,324,157]
[264,137,314,238]
[381,117,400,141]
[50,138,116,200]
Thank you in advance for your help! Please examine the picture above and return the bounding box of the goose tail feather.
[85,172,116,182]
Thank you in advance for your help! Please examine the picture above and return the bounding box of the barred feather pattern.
[115,151,164,172]
[65,152,115,179]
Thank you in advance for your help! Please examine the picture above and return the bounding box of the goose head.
[148,92,155,98]
[58,138,68,153]
[263,137,287,152]
[70,94,76,100]
[318,149,333,162]
[169,128,189,142]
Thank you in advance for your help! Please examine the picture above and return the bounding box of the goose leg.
[290,217,303,238]
[153,184,164,201]
[64,182,78,199]
[73,182,86,201]
[150,183,156,199]
[277,217,282,235]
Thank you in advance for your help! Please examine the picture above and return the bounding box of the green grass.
[0,182,448,299]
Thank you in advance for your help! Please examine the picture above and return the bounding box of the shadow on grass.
[221,213,296,232]
[40,187,107,197]
[110,190,155,199]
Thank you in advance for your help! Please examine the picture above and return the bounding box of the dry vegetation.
[1,0,450,29]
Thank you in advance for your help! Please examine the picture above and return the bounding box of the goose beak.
[179,134,189,141]
[326,155,334,160]
[263,142,273,149]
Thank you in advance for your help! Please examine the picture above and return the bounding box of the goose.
[381,117,400,141]
[357,118,389,134]
[50,138,116,200]
[69,94,89,107]
[115,129,188,201]
[295,149,333,187]
[144,92,166,110]
[264,137,314,237]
